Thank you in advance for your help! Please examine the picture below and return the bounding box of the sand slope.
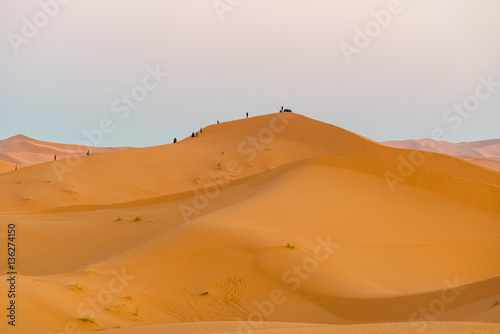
[1,114,499,213]
[0,134,130,173]
[87,321,500,334]
[0,114,499,334]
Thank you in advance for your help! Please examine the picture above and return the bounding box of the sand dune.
[0,134,130,173]
[0,160,17,175]
[0,114,499,334]
[461,139,500,157]
[1,114,499,213]
[384,138,500,170]
[90,321,500,334]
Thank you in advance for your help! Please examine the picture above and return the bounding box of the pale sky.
[1,0,499,147]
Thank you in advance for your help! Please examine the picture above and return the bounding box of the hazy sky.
[1,0,499,147]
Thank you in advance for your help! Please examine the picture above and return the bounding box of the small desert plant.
[47,180,51,183]
[200,291,209,296]
[194,177,202,184]
[222,151,225,155]
[25,197,32,201]
[286,243,296,249]
[134,216,142,222]
[133,307,139,317]
[217,163,222,170]
[71,282,83,291]
[493,299,499,308]
[77,316,95,323]
[266,146,272,150]
[123,295,133,300]
[115,217,123,221]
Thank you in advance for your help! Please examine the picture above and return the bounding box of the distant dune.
[383,139,500,170]
[0,114,499,334]
[0,134,131,173]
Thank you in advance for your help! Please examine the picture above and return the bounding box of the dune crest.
[1,114,499,334]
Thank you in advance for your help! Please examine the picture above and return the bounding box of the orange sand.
[384,139,500,170]
[0,134,129,173]
[0,114,498,334]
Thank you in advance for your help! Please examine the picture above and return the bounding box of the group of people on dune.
[53,150,90,161]
[173,109,291,144]
[45,111,292,164]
